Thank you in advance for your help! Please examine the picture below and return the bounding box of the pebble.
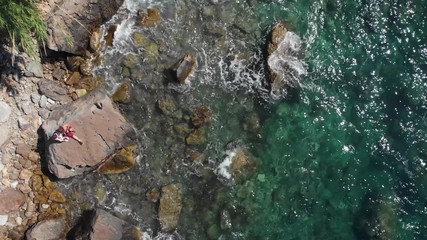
[41,204,49,209]
[17,117,30,129]
[0,215,8,226]
[15,216,22,225]
[1,179,10,187]
[21,103,32,115]
[39,95,47,108]
[10,181,18,189]
[19,169,32,182]
[30,93,41,104]
[0,102,11,123]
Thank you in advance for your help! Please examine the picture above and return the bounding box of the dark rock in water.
[171,54,196,84]
[38,79,72,103]
[105,25,118,47]
[242,112,260,133]
[266,21,307,98]
[146,188,161,203]
[73,76,103,92]
[353,191,397,240]
[191,106,213,128]
[46,0,124,55]
[0,188,25,214]
[158,98,178,116]
[112,82,132,104]
[159,184,182,232]
[136,8,162,28]
[90,209,126,240]
[25,217,66,240]
[42,89,136,179]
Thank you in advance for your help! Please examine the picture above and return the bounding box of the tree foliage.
[0,0,47,58]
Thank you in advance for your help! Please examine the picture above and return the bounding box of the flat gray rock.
[0,101,11,123]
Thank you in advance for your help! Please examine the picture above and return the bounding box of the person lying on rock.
[60,124,83,145]
[51,124,83,145]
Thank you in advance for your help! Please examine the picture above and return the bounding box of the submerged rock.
[42,89,136,178]
[136,8,162,28]
[112,82,132,104]
[99,145,137,174]
[159,184,182,232]
[191,106,213,128]
[353,191,397,240]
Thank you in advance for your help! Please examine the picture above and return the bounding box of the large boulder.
[46,0,124,55]
[90,209,126,240]
[266,22,307,98]
[42,89,136,179]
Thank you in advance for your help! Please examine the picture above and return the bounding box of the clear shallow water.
[69,0,427,239]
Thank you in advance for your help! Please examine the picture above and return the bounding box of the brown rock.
[46,0,124,55]
[90,27,104,52]
[112,82,132,104]
[186,128,206,145]
[66,56,84,72]
[38,79,72,103]
[90,209,126,240]
[25,217,66,240]
[0,188,25,214]
[159,184,182,232]
[136,8,162,27]
[172,54,196,84]
[191,106,213,128]
[105,25,118,47]
[230,147,258,183]
[42,89,136,178]
[66,71,81,86]
[99,145,137,174]
[49,190,66,203]
[185,148,205,163]
[146,188,160,203]
[15,143,33,158]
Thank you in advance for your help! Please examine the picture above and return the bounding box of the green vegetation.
[0,0,47,59]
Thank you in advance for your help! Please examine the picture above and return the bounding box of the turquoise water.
[84,0,427,239]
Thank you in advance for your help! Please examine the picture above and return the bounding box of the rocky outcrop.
[90,209,125,240]
[25,217,66,240]
[158,184,182,232]
[42,89,136,179]
[266,22,306,98]
[46,0,124,55]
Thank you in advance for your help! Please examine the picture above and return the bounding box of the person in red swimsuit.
[58,124,83,145]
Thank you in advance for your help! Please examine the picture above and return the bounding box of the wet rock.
[266,22,307,97]
[215,142,258,184]
[90,27,104,52]
[38,79,71,103]
[191,106,213,128]
[105,25,118,47]
[66,56,85,72]
[112,82,132,104]
[171,54,196,84]
[99,145,137,174]
[80,59,94,76]
[25,61,44,78]
[146,188,160,203]
[0,188,25,214]
[90,209,126,240]
[158,98,177,116]
[74,76,103,92]
[46,0,124,55]
[159,184,182,232]
[242,112,260,133]
[185,147,205,163]
[25,217,66,240]
[136,8,162,28]
[186,128,206,145]
[42,89,136,178]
